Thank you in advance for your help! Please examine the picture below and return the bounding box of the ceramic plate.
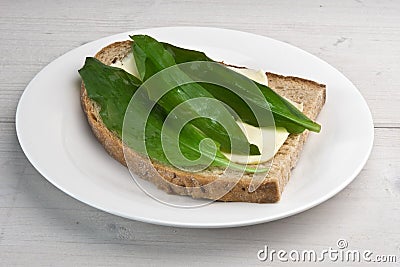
[16,27,374,228]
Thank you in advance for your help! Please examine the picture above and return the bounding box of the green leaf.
[131,34,261,155]
[131,43,147,81]
[162,42,212,63]
[78,57,267,174]
[78,57,142,137]
[161,42,321,133]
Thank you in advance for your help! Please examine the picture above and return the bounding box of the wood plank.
[0,0,399,125]
[1,121,399,265]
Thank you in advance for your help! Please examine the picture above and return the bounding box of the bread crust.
[80,41,326,203]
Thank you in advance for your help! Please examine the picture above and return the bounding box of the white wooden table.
[1,1,399,266]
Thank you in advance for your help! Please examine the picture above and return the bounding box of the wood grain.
[0,0,399,266]
[1,0,399,126]
[1,122,399,266]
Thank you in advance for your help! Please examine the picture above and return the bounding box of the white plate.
[16,27,374,228]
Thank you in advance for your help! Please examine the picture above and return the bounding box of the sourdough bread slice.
[80,41,326,203]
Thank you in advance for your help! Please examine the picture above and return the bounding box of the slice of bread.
[80,40,326,203]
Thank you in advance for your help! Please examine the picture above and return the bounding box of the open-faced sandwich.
[79,35,325,203]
